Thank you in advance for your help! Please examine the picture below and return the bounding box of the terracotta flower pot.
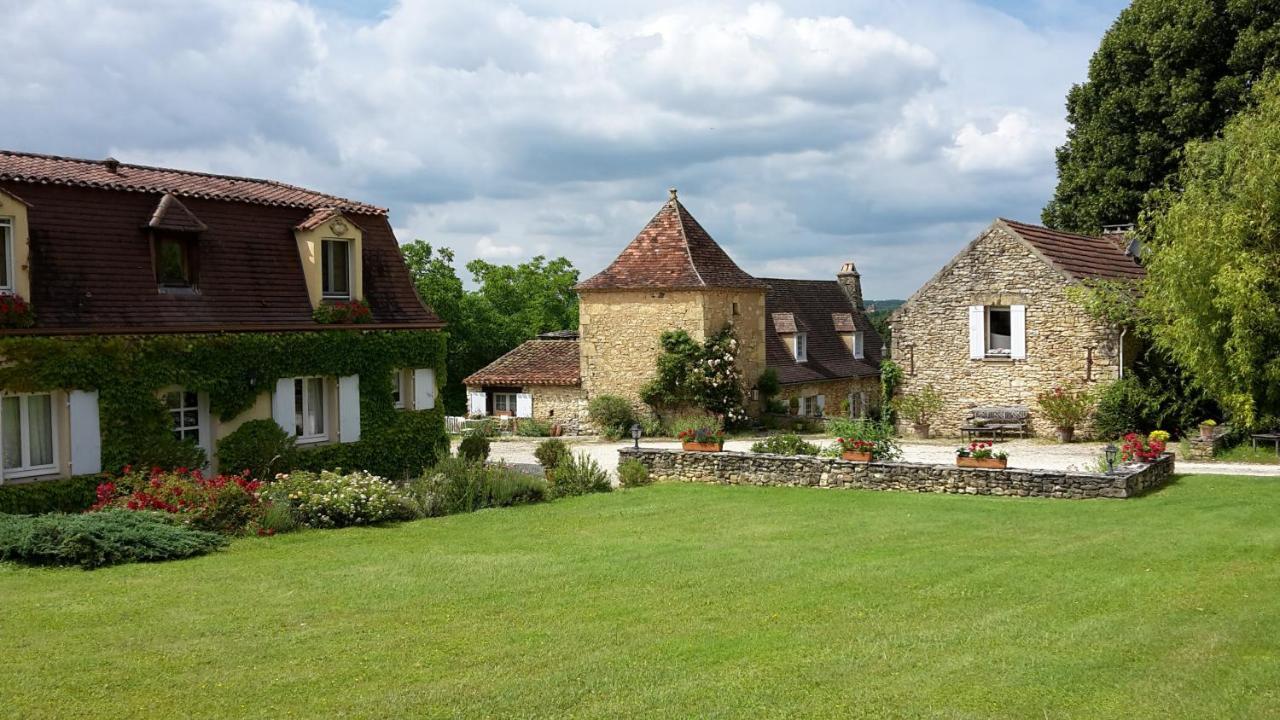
[913,423,931,440]
[1199,425,1215,441]
[841,451,873,462]
[550,424,564,437]
[682,441,723,453]
[1056,427,1074,443]
[957,456,1007,469]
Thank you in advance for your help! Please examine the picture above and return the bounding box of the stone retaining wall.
[619,448,1174,499]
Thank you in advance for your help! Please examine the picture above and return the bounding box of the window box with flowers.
[679,426,725,452]
[0,294,35,328]
[956,441,1008,468]
[313,299,372,325]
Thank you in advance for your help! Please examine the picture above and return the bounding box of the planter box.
[841,451,873,462]
[957,456,1007,469]
[682,441,723,453]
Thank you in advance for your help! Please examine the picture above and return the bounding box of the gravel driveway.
[464,436,1280,477]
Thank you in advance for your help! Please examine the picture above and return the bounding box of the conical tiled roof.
[576,189,766,291]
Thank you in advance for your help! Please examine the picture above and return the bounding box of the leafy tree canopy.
[402,242,580,415]
[1141,74,1280,428]
[1043,0,1280,233]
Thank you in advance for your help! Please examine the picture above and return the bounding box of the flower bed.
[92,466,264,535]
[266,469,417,528]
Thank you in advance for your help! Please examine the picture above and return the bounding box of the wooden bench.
[961,406,1030,442]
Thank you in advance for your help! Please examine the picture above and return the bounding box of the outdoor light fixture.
[631,423,642,449]
[1104,443,1119,472]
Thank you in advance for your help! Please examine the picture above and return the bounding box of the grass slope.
[2,476,1279,719]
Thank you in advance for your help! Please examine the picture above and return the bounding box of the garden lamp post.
[631,423,642,449]
[1104,443,1118,473]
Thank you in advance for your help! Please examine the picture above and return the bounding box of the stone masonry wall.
[620,448,1174,500]
[776,377,881,417]
[890,225,1122,437]
[578,288,767,412]
[528,384,589,434]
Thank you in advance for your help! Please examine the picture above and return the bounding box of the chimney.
[102,157,120,173]
[837,261,863,311]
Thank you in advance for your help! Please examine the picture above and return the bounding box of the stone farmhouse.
[889,218,1144,437]
[463,190,882,431]
[0,150,445,481]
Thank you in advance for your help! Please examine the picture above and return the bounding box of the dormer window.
[154,233,197,290]
[853,331,865,359]
[322,239,352,300]
[0,217,12,293]
[794,332,808,362]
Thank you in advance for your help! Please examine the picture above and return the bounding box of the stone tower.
[574,189,769,410]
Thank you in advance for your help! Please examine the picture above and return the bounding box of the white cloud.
[0,0,1124,298]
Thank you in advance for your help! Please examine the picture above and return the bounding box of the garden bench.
[961,406,1030,442]
[1251,432,1280,456]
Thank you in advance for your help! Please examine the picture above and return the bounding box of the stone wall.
[578,288,767,412]
[528,384,589,434]
[620,447,1174,499]
[890,224,1123,438]
[776,377,881,417]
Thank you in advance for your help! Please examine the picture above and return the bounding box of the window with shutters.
[1,392,57,478]
[986,306,1012,357]
[294,376,328,443]
[0,217,13,292]
[492,392,518,416]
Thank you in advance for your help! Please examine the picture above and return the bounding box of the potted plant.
[1122,432,1167,463]
[1036,386,1094,443]
[956,441,1008,469]
[836,437,876,462]
[1199,419,1217,441]
[891,385,943,439]
[679,426,724,452]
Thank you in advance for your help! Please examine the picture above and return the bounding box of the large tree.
[1141,74,1280,428]
[1043,0,1280,233]
[401,242,579,414]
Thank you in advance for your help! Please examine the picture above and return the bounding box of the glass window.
[322,239,351,298]
[0,218,11,290]
[391,369,404,409]
[493,393,517,414]
[987,307,1012,356]
[294,377,327,441]
[1,393,55,475]
[155,235,195,288]
[794,333,808,362]
[165,389,201,444]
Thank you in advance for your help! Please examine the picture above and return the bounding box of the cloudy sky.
[2,0,1125,299]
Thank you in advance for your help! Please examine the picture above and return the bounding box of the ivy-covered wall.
[0,329,448,479]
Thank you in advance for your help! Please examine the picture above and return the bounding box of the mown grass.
[2,475,1278,719]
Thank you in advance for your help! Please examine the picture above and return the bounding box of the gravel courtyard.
[464,436,1280,477]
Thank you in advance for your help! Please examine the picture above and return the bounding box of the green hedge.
[0,475,101,515]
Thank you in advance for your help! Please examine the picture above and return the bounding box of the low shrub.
[549,452,612,499]
[0,510,226,569]
[515,418,552,437]
[92,467,264,535]
[891,386,944,428]
[266,470,417,528]
[750,434,820,456]
[588,394,635,439]
[0,474,100,515]
[640,416,663,438]
[822,419,902,461]
[1036,386,1095,431]
[216,420,296,480]
[533,438,570,470]
[412,458,547,517]
[253,502,300,536]
[617,459,652,488]
[457,433,491,463]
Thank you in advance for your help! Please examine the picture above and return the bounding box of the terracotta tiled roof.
[831,313,856,332]
[2,177,439,333]
[1000,219,1145,281]
[771,312,799,334]
[148,193,208,233]
[463,339,581,387]
[762,278,881,385]
[0,150,385,215]
[576,190,767,291]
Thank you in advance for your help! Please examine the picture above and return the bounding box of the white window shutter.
[338,375,360,443]
[468,391,488,416]
[853,331,865,359]
[816,394,826,416]
[797,396,807,416]
[413,368,437,410]
[68,390,101,475]
[968,305,985,359]
[516,393,533,419]
[1010,305,1027,360]
[273,378,296,436]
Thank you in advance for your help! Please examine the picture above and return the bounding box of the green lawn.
[3,476,1279,719]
